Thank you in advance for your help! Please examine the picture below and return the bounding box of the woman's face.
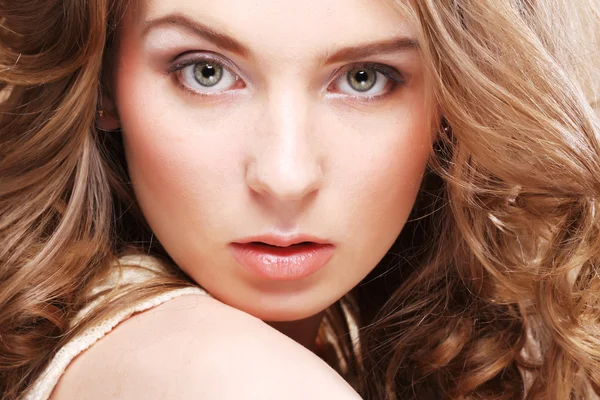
[111,0,433,321]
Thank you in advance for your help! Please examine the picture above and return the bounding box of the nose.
[246,90,323,205]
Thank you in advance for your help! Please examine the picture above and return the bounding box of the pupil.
[202,65,216,78]
[355,70,369,83]
[194,62,223,87]
[347,67,376,92]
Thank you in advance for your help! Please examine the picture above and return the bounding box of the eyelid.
[339,62,405,85]
[166,51,242,79]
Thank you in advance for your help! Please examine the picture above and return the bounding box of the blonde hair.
[0,0,598,399]
[361,0,600,398]
[0,1,196,398]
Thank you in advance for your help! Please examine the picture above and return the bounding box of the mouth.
[229,237,335,281]
[248,240,319,250]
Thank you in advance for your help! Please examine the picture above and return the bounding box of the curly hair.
[0,1,196,398]
[361,1,600,399]
[0,0,599,399]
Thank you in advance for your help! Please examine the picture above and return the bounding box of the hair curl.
[0,0,599,399]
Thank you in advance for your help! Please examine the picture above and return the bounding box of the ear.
[96,90,121,131]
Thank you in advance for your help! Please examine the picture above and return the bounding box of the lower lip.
[229,242,335,281]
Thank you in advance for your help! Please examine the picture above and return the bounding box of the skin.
[55,1,436,397]
[101,0,433,346]
[53,294,363,399]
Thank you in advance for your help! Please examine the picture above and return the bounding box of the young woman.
[1,0,598,399]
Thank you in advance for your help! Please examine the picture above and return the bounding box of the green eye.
[193,63,224,87]
[346,67,377,92]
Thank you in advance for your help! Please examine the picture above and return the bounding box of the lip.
[229,235,334,281]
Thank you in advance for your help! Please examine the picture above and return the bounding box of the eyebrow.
[144,14,251,57]
[144,13,419,62]
[325,38,418,64]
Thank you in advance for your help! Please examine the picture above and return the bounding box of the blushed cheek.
[124,133,193,204]
[116,89,191,210]
[121,114,239,229]
[114,51,233,219]
[340,110,433,243]
[359,141,429,216]
[381,121,433,213]
[118,105,257,255]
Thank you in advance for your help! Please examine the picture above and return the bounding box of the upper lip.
[232,234,331,248]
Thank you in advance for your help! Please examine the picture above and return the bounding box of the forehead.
[129,0,416,60]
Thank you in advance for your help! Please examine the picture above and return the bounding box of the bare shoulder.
[51,294,361,400]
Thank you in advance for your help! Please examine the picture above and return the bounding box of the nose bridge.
[247,86,322,202]
[271,87,309,160]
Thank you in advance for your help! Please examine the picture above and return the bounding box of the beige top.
[24,255,208,400]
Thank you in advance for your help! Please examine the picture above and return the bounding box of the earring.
[441,117,452,134]
[507,185,522,206]
[97,109,105,118]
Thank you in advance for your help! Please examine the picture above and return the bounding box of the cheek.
[328,102,433,263]
[114,62,248,236]
[121,124,246,242]
[351,140,429,238]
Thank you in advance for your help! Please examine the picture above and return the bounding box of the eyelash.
[165,53,406,101]
[166,52,244,97]
[330,63,406,102]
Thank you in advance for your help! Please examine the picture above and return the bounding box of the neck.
[267,311,325,351]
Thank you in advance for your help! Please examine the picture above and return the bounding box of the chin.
[217,288,340,322]
[246,305,327,322]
